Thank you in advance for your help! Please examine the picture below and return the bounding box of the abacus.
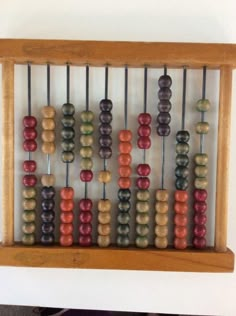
[0,39,235,272]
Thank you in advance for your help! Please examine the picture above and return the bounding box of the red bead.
[174,238,187,249]
[60,199,74,212]
[138,125,151,137]
[137,137,151,149]
[60,187,74,199]
[23,175,37,187]
[174,190,188,202]
[193,237,206,249]
[174,226,187,238]
[119,141,132,154]
[118,154,132,165]
[60,223,73,235]
[79,211,92,223]
[194,224,206,238]
[194,214,207,225]
[79,199,93,211]
[80,170,93,182]
[174,214,187,226]
[136,177,150,189]
[60,211,74,223]
[23,140,37,152]
[194,189,207,201]
[79,235,92,246]
[138,113,152,125]
[23,116,37,128]
[79,223,92,235]
[174,202,188,214]
[137,164,151,176]
[118,177,131,189]
[118,166,132,177]
[60,234,73,246]
[23,160,37,172]
[118,130,132,142]
[23,127,37,140]
[193,201,207,213]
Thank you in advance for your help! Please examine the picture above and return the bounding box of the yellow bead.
[81,110,94,122]
[42,130,55,142]
[97,224,111,236]
[80,146,93,158]
[42,118,55,130]
[80,135,93,146]
[42,106,56,118]
[196,99,210,112]
[23,188,36,198]
[97,235,110,247]
[156,189,168,201]
[194,177,208,189]
[98,170,112,183]
[80,158,93,170]
[196,122,210,134]
[136,201,149,213]
[155,236,168,249]
[80,123,94,134]
[22,198,36,210]
[155,225,168,237]
[98,199,112,212]
[136,213,149,225]
[155,201,168,214]
[42,142,56,154]
[136,190,150,201]
[41,174,55,186]
[98,212,111,224]
[155,213,168,226]
[194,153,208,165]
[194,166,208,177]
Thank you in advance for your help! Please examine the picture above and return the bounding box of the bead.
[99,135,112,147]
[138,113,152,125]
[117,213,130,224]
[157,112,171,125]
[41,234,54,245]
[98,199,112,212]
[97,235,110,247]
[175,178,188,190]
[174,238,187,249]
[61,127,75,140]
[79,211,92,223]
[42,130,55,142]
[60,223,73,235]
[117,235,129,247]
[119,141,132,154]
[193,189,207,201]
[79,223,92,235]
[80,158,93,170]
[61,140,75,151]
[155,237,168,249]
[136,236,148,248]
[23,160,37,173]
[80,123,94,135]
[193,237,206,249]
[137,136,151,149]
[194,153,208,165]
[60,235,73,246]
[174,214,187,226]
[194,224,206,238]
[118,130,132,142]
[60,199,74,212]
[158,87,172,100]
[80,135,93,146]
[61,116,75,127]
[138,125,151,137]
[42,142,56,154]
[41,211,55,222]
[118,153,132,165]
[117,224,130,235]
[194,177,208,189]
[175,166,189,178]
[155,201,168,214]
[194,166,208,178]
[80,170,93,182]
[136,177,150,190]
[41,174,55,187]
[156,189,168,201]
[99,147,112,159]
[176,130,190,143]
[176,154,189,167]
[176,142,189,154]
[156,125,170,136]
[155,225,168,238]
[42,105,56,118]
[174,202,188,214]
[118,177,131,189]
[62,103,75,115]
[41,223,55,234]
[23,127,37,140]
[81,110,94,122]
[193,201,207,213]
[194,214,207,225]
[98,224,111,236]
[22,210,36,222]
[23,187,36,199]
[79,235,92,247]
[136,201,149,213]
[60,211,74,223]
[157,100,172,112]
[23,175,37,187]
[23,198,36,210]
[41,186,55,199]
[158,74,172,88]
[80,146,93,158]
[196,122,210,134]
[79,199,93,211]
[136,224,149,236]
[137,190,150,201]
[155,213,168,226]
[118,165,132,177]
[61,151,74,163]
[22,222,36,234]
[23,140,37,152]
[174,226,187,238]
[196,99,210,112]
[136,213,149,225]
[42,118,55,130]
[99,123,112,135]
[60,187,74,199]
[98,212,111,224]
[22,234,35,245]
[118,189,131,201]
[99,112,112,124]
[118,200,131,212]
[99,99,113,111]
[23,116,37,128]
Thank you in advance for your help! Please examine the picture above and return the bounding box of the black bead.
[99,123,112,135]
[158,87,172,100]
[118,201,131,212]
[61,140,75,151]
[117,224,130,236]
[42,222,55,234]
[42,199,55,211]
[61,127,75,140]
[118,189,131,201]
[99,99,113,111]
[99,112,113,124]
[157,112,171,124]
[175,178,188,190]
[176,154,189,167]
[41,186,55,199]
[99,135,112,147]
[175,166,189,178]
[176,130,190,143]
[158,75,172,88]
[157,100,172,112]
[41,234,55,245]
[41,211,55,222]
[61,115,75,127]
[62,103,75,115]
[156,124,171,136]
[99,147,112,159]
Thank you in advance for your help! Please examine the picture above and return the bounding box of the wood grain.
[0,39,236,67]
[2,61,14,245]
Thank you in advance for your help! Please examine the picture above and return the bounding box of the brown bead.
[98,212,111,224]
[42,106,56,118]
[97,235,110,247]
[155,225,168,237]
[22,198,36,210]
[155,236,168,248]
[42,142,56,154]
[155,213,168,226]
[41,174,55,186]
[98,199,112,212]
[42,118,55,130]
[156,189,168,201]
[42,130,55,142]
[97,224,111,236]
[98,170,112,183]
[23,188,36,199]
[155,201,168,214]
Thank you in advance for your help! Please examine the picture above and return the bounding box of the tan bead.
[136,213,149,225]
[194,177,208,189]
[156,189,168,201]
[80,158,93,170]
[194,153,208,165]
[42,106,56,118]
[97,224,111,236]
[22,210,36,223]
[97,235,110,247]
[196,122,210,134]
[98,170,112,183]
[42,118,55,130]
[22,233,35,245]
[98,199,112,212]
[136,201,149,213]
[136,190,150,201]
[98,212,111,224]
[155,225,168,237]
[23,188,36,198]
[155,201,168,214]
[80,146,93,158]
[80,135,93,146]
[22,198,36,210]
[22,222,36,234]
[194,165,208,178]
[155,213,168,226]
[42,142,56,154]
[196,99,210,112]
[155,236,168,249]
[42,130,55,142]
[41,174,55,186]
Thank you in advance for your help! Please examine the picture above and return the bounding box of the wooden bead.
[194,177,208,189]
[118,189,131,201]
[156,125,170,137]
[61,140,75,151]
[136,177,150,190]
[23,198,36,210]
[41,130,55,142]
[136,213,149,225]
[42,142,55,154]
[158,74,172,88]
[62,103,75,115]
[41,174,55,187]
[98,170,112,183]
[196,99,210,112]
[157,112,171,125]
[99,135,112,147]
[99,99,113,111]
[62,116,75,127]
[23,160,37,173]
[136,224,149,236]
[138,113,152,125]
[174,214,187,226]
[175,178,188,190]
[80,170,93,182]
[175,166,189,178]
[174,190,188,202]
[118,177,131,189]
[80,146,93,158]
[155,225,168,237]
[137,190,150,201]
[80,123,94,135]
[80,135,93,146]
[41,199,54,211]
[98,199,112,212]
[196,122,210,134]
[194,224,206,238]
[117,213,130,224]
[60,234,73,246]
[60,199,74,212]
[137,136,151,149]
[22,210,36,222]
[23,116,37,128]
[60,223,73,235]
[136,201,149,213]
[61,127,75,139]
[193,201,207,213]
[174,238,187,249]
[194,189,207,201]
[79,198,93,211]
[23,187,36,198]
[62,151,74,163]
[41,186,55,199]
[194,214,207,225]
[176,142,189,154]
[194,166,208,177]
[79,211,92,223]
[176,130,190,143]
[98,224,111,236]
[174,202,188,214]
[80,158,93,170]
[118,200,131,212]
[79,235,92,247]
[174,226,187,238]
[119,141,132,154]
[119,165,132,177]
[60,211,74,223]
[194,153,208,165]
[23,127,37,140]
[23,140,37,152]
[156,189,168,201]
[41,211,55,223]
[158,100,171,112]
[60,187,74,199]
[117,224,130,235]
[155,236,168,248]
[155,201,168,214]
[23,175,37,187]
[99,147,112,159]
[79,223,92,235]
[99,112,112,123]
[41,234,54,245]
[42,106,56,118]
[22,222,36,234]
[81,110,94,122]
[118,130,132,142]
[135,236,148,248]
[155,213,168,226]
[22,233,35,245]
[42,118,55,130]
[137,164,151,176]
[117,235,129,247]
[98,212,111,224]
[99,123,112,135]
[193,237,206,249]
[42,223,55,234]
[176,154,189,167]
[138,125,151,137]
[118,153,132,165]
[97,235,110,247]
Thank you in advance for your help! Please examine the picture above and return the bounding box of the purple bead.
[157,100,172,112]
[99,99,113,111]
[194,224,206,238]
[42,222,55,234]
[41,187,55,199]
[158,87,172,100]
[99,135,112,147]
[193,201,207,213]
[157,112,171,124]
[99,146,112,159]
[156,124,170,136]
[158,75,172,88]
[99,112,113,124]
[99,124,112,135]
[42,199,55,211]
[41,234,54,245]
[41,210,55,222]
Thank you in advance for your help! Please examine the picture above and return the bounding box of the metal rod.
[27,64,31,116]
[86,65,89,111]
[47,154,51,175]
[161,136,165,189]
[105,66,108,99]
[200,66,207,153]
[164,65,167,76]
[124,66,128,129]
[85,182,88,199]
[65,163,69,187]
[66,64,70,103]
[181,67,187,130]
[144,67,148,113]
[47,64,50,106]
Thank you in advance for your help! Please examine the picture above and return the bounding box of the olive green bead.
[194,153,208,165]
[194,165,208,177]
[117,224,130,236]
[61,140,75,151]
[23,188,36,199]
[175,178,188,190]
[80,158,93,170]
[22,198,36,210]
[155,213,168,226]
[80,123,94,135]
[194,177,208,189]
[155,201,168,214]
[136,224,149,237]
[61,127,75,140]
[61,151,74,163]
[61,116,75,127]
[117,213,130,224]
[97,235,110,247]
[22,222,36,234]
[22,233,35,245]
[155,225,168,237]
[136,190,150,201]
[156,189,168,202]
[80,135,93,146]
[176,154,189,167]
[135,236,149,248]
[81,110,94,122]
[175,166,189,178]
[196,99,210,112]
[80,146,93,158]
[62,103,75,115]
[136,213,149,225]
[136,201,149,213]
[22,210,36,223]
[176,142,189,154]
[118,201,131,212]
[196,122,210,134]
[155,236,168,249]
[117,235,129,247]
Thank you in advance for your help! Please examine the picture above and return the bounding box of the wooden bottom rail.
[0,244,233,272]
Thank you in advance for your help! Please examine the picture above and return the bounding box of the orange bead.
[174,226,187,238]
[60,211,74,223]
[60,199,74,212]
[118,165,132,177]
[60,234,73,246]
[118,130,132,142]
[60,223,73,235]
[174,202,188,214]
[118,177,131,189]
[174,237,187,249]
[118,153,132,165]
[60,187,74,199]
[174,214,187,226]
[119,141,132,154]
[174,190,188,202]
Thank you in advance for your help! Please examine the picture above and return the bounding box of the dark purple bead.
[42,199,55,211]
[157,112,171,124]
[41,187,55,199]
[99,135,112,147]
[99,123,112,135]
[41,234,54,245]
[42,222,55,234]
[157,100,172,112]
[99,112,113,124]
[99,99,113,111]
[176,130,190,143]
[156,124,170,136]
[158,87,172,100]
[99,146,112,159]
[41,210,55,222]
[158,75,172,88]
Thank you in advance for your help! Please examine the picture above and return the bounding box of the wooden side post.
[215,66,233,252]
[2,61,14,245]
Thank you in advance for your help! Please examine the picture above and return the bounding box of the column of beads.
[22,64,37,245]
[97,67,113,247]
[193,67,210,249]
[117,67,132,247]
[155,68,172,249]
[79,66,94,247]
[174,68,189,250]
[60,64,75,247]
[40,64,56,245]
[136,67,151,248]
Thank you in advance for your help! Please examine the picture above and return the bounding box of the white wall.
[1,1,236,315]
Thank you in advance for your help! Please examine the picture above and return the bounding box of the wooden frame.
[0,39,234,272]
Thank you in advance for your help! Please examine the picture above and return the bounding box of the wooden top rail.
[0,39,236,68]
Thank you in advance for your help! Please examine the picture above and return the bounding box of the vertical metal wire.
[181,67,187,131]
[86,65,89,111]
[105,66,108,99]
[161,137,165,189]
[124,66,128,129]
[47,64,51,175]
[103,66,109,199]
[143,67,148,164]
[27,64,32,161]
[65,64,70,187]
[200,66,207,153]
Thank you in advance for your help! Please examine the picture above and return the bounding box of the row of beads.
[41,106,56,154]
[154,189,168,248]
[137,113,151,149]
[60,187,74,246]
[98,99,113,159]
[174,190,188,249]
[61,103,75,163]
[79,199,92,246]
[97,199,111,247]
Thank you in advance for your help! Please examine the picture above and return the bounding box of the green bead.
[136,190,150,201]
[61,115,75,127]
[136,213,149,225]
[175,178,188,190]
[176,154,189,167]
[175,166,189,178]
[194,153,208,165]
[22,222,36,234]
[80,146,93,158]
[135,236,148,248]
[22,233,35,245]
[81,111,94,122]
[196,122,210,134]
[22,210,36,223]
[61,127,75,140]
[80,158,93,170]
[118,189,131,201]
[61,140,75,151]
[136,224,149,237]
[80,135,93,146]
[117,224,130,236]
[194,177,208,189]
[118,201,131,212]
[196,99,210,112]
[117,235,129,247]
[80,123,94,135]
[61,151,74,163]
[136,201,149,213]
[117,213,130,224]
[194,165,208,177]
[176,142,189,154]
